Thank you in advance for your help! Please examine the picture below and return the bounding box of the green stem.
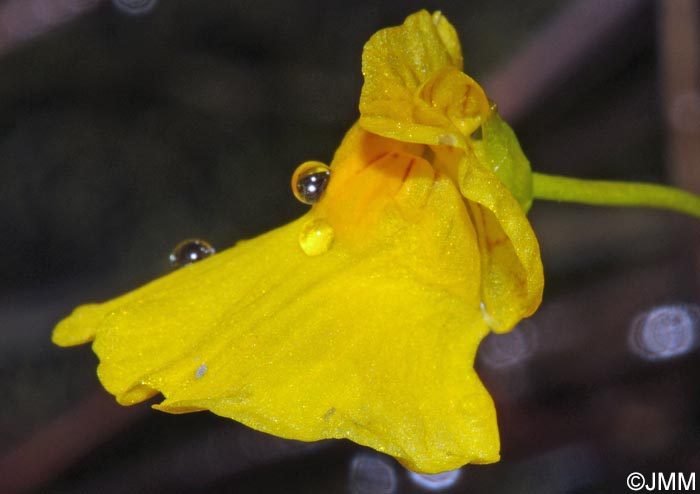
[532,172,700,219]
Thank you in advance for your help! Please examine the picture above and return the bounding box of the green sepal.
[473,111,533,212]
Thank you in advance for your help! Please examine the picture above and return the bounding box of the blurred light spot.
[408,468,461,491]
[349,453,397,494]
[670,91,700,133]
[479,320,537,369]
[628,304,699,360]
[0,0,99,53]
[511,442,601,492]
[111,0,158,15]
[237,429,299,461]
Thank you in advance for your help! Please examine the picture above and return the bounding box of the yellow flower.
[52,10,700,474]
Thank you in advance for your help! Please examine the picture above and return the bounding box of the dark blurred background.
[1,0,699,492]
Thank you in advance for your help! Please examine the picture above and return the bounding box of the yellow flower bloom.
[52,10,700,474]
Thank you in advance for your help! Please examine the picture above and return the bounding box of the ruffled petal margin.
[53,125,501,473]
[358,10,543,333]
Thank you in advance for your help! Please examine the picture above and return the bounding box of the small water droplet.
[195,363,207,379]
[299,219,334,256]
[292,161,331,204]
[438,134,457,146]
[169,239,216,268]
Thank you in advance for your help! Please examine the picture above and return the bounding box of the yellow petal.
[428,144,543,333]
[360,11,490,146]
[458,152,542,331]
[358,10,543,332]
[53,125,500,473]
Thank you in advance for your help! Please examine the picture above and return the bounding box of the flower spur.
[53,10,700,473]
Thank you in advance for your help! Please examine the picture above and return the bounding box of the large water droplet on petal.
[292,161,331,205]
[169,239,215,268]
[299,219,334,256]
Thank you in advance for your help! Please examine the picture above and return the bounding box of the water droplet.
[195,363,207,379]
[169,239,215,268]
[408,468,462,491]
[438,134,457,146]
[292,161,331,205]
[628,304,699,360]
[299,219,334,256]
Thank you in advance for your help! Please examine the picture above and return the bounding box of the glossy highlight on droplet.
[299,219,334,256]
[169,239,216,268]
[292,161,331,205]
